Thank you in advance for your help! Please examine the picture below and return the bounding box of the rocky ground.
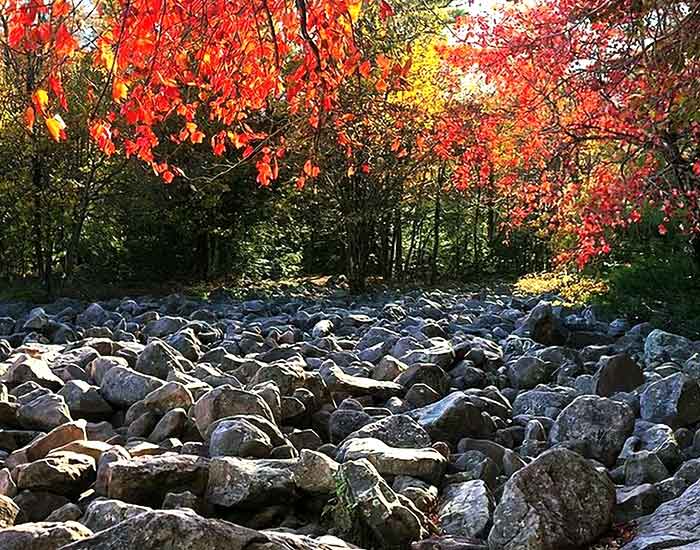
[0,287,699,550]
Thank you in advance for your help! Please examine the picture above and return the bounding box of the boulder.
[0,521,92,549]
[338,458,428,548]
[104,454,210,506]
[337,437,447,483]
[100,367,165,408]
[488,448,615,550]
[640,373,700,428]
[549,395,635,466]
[206,456,296,507]
[438,481,493,539]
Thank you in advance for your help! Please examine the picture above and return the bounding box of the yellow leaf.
[347,0,362,22]
[33,89,49,115]
[45,116,64,142]
[112,80,128,102]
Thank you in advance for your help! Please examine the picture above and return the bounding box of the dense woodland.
[0,0,698,303]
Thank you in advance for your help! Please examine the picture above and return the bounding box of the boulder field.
[0,289,699,549]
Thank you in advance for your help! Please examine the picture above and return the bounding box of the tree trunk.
[430,168,443,285]
[393,207,403,281]
[692,235,700,268]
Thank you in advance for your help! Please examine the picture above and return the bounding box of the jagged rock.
[337,458,428,548]
[549,395,635,466]
[409,392,483,442]
[645,329,698,365]
[100,366,165,408]
[80,498,152,533]
[593,354,645,397]
[488,448,615,550]
[438,481,493,539]
[0,521,93,549]
[621,479,700,550]
[0,494,20,528]
[5,354,64,391]
[640,373,700,428]
[337,437,447,483]
[62,508,338,550]
[104,454,210,506]
[59,380,113,418]
[16,451,96,496]
[18,393,72,431]
[206,456,296,507]
[193,385,275,436]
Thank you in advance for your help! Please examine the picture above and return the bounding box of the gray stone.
[488,448,615,550]
[549,395,635,466]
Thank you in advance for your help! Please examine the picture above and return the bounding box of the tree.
[446,0,700,267]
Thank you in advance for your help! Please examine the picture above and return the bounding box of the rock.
[615,484,659,524]
[644,329,698,365]
[294,449,339,494]
[104,454,210,506]
[18,393,72,431]
[0,521,93,549]
[13,490,71,522]
[149,408,187,442]
[337,437,447,483]
[549,395,635,466]
[59,381,113,418]
[640,373,700,428]
[488,448,615,550]
[519,303,568,346]
[621,479,700,550]
[24,420,87,462]
[5,354,64,391]
[206,456,296,507]
[438,481,493,539]
[593,354,645,397]
[193,385,275,436]
[143,381,193,414]
[512,385,577,417]
[208,417,273,458]
[77,303,109,327]
[338,458,427,548]
[344,414,432,449]
[80,498,152,533]
[134,340,189,379]
[0,494,20,528]
[320,362,403,399]
[409,392,483,443]
[506,356,555,390]
[100,366,165,408]
[61,508,335,550]
[624,451,670,485]
[16,451,96,496]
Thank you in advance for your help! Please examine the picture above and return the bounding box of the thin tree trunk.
[431,166,443,285]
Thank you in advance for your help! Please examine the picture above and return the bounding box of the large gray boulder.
[621,479,700,550]
[640,373,700,428]
[103,454,210,506]
[62,508,337,550]
[206,457,296,508]
[100,366,164,408]
[338,458,428,548]
[193,385,275,436]
[644,329,698,365]
[438,480,494,539]
[549,395,635,466]
[336,437,447,483]
[488,448,615,550]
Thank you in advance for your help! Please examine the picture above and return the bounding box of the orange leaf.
[25,107,35,131]
[359,60,371,78]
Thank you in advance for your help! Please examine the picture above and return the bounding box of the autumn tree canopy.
[1,0,699,290]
